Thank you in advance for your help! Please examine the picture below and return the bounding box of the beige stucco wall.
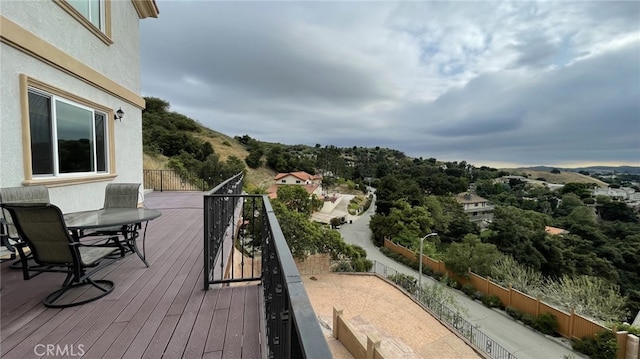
[0,0,145,213]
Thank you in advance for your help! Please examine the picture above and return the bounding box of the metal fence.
[203,173,331,359]
[143,169,209,191]
[372,261,518,359]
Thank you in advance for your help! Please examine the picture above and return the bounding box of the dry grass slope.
[143,129,275,188]
[506,168,609,187]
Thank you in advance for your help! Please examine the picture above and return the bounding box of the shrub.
[534,312,559,336]
[572,331,617,359]
[462,284,476,297]
[387,273,417,293]
[332,261,353,272]
[521,313,536,327]
[222,140,231,146]
[505,306,523,321]
[481,295,502,308]
[352,258,373,272]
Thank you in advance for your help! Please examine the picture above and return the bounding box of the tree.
[598,202,638,222]
[276,185,313,216]
[443,234,502,277]
[544,275,628,323]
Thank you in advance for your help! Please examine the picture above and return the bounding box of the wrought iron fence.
[204,173,331,359]
[372,261,518,359]
[143,169,211,191]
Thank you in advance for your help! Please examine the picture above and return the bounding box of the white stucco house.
[0,0,158,213]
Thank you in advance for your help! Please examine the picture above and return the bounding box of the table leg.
[124,223,149,267]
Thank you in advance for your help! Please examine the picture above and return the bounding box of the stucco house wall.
[0,0,157,213]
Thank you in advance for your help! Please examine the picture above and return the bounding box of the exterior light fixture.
[114,107,124,121]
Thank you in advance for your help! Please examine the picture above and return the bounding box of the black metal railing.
[204,173,331,359]
[372,261,518,359]
[143,169,213,191]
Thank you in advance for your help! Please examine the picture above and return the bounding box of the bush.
[505,306,523,321]
[332,261,353,272]
[534,312,559,336]
[473,291,484,301]
[387,273,417,293]
[521,313,536,327]
[462,284,476,297]
[572,331,617,359]
[352,258,373,272]
[481,295,502,308]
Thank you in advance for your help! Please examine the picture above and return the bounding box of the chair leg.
[43,279,114,308]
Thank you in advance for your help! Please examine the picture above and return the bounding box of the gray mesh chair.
[103,183,141,208]
[0,186,50,265]
[86,183,146,263]
[1,203,118,308]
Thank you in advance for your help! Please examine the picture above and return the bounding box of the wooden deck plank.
[242,284,262,359]
[158,267,207,358]
[108,233,203,358]
[0,191,262,359]
[182,284,220,359]
[203,286,233,354]
[222,286,247,359]
[142,315,181,359]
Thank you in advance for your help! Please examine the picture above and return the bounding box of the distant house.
[545,226,569,235]
[274,171,322,185]
[268,171,323,199]
[455,192,494,226]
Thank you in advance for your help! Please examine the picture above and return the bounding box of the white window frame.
[28,88,109,178]
[67,0,104,30]
[54,0,113,45]
[20,75,117,186]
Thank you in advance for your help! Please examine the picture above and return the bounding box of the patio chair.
[0,186,50,266]
[86,183,142,237]
[82,183,143,258]
[1,203,118,308]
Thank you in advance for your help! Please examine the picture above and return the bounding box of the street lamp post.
[418,232,438,301]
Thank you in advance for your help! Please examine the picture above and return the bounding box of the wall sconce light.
[114,107,124,121]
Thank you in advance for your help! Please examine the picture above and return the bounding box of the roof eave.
[132,0,159,19]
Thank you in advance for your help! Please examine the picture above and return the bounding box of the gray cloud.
[141,1,640,168]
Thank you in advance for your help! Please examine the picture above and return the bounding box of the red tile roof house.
[268,171,323,199]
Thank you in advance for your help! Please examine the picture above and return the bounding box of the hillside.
[143,126,275,188]
[505,168,609,187]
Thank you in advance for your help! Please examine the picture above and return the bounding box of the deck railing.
[204,173,331,359]
[143,169,214,191]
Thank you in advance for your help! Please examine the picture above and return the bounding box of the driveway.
[336,194,582,359]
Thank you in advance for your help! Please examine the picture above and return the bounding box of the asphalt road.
[337,194,582,359]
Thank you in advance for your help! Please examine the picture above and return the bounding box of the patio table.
[64,208,162,267]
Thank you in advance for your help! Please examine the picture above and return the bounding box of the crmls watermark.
[33,344,85,357]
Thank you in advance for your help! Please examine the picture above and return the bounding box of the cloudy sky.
[140,1,640,168]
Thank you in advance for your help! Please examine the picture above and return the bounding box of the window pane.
[68,0,89,18]
[56,100,93,173]
[68,0,102,30]
[95,112,106,172]
[90,0,101,29]
[28,92,54,175]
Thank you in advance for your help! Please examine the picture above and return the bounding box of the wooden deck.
[0,191,262,359]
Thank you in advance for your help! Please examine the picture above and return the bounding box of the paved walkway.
[336,194,583,359]
[304,274,482,359]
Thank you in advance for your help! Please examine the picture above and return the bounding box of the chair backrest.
[103,183,141,208]
[0,185,50,239]
[1,203,74,265]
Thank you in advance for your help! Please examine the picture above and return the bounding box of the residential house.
[268,171,323,199]
[0,0,158,213]
[455,192,494,226]
[545,226,569,235]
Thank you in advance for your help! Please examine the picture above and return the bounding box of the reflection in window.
[28,89,109,176]
[67,0,103,30]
